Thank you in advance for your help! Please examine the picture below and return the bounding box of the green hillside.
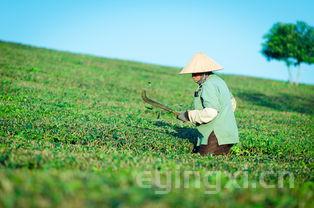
[0,41,313,207]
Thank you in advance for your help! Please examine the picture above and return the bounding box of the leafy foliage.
[0,41,313,207]
[261,21,314,84]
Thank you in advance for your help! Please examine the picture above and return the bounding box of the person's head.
[192,72,213,83]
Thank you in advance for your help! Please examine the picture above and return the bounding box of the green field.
[0,41,313,207]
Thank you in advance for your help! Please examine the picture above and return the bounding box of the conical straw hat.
[179,52,223,74]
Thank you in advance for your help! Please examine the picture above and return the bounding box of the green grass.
[0,41,313,207]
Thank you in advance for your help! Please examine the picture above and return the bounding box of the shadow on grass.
[237,91,314,115]
[154,120,200,145]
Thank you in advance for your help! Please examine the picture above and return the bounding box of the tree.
[261,21,314,85]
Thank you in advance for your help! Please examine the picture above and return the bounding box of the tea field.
[0,41,313,207]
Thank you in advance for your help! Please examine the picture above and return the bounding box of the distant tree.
[261,21,314,85]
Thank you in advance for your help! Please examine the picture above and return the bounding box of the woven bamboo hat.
[179,52,223,74]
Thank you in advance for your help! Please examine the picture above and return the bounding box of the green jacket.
[194,74,239,146]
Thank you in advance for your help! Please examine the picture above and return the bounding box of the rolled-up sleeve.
[188,107,218,124]
[231,96,236,112]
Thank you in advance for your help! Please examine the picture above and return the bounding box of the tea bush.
[0,41,313,207]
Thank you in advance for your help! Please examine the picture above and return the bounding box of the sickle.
[141,90,180,116]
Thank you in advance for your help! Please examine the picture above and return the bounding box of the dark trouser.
[193,131,233,156]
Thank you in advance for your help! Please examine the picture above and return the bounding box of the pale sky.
[1,0,313,84]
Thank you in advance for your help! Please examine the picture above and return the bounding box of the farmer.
[177,52,239,156]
